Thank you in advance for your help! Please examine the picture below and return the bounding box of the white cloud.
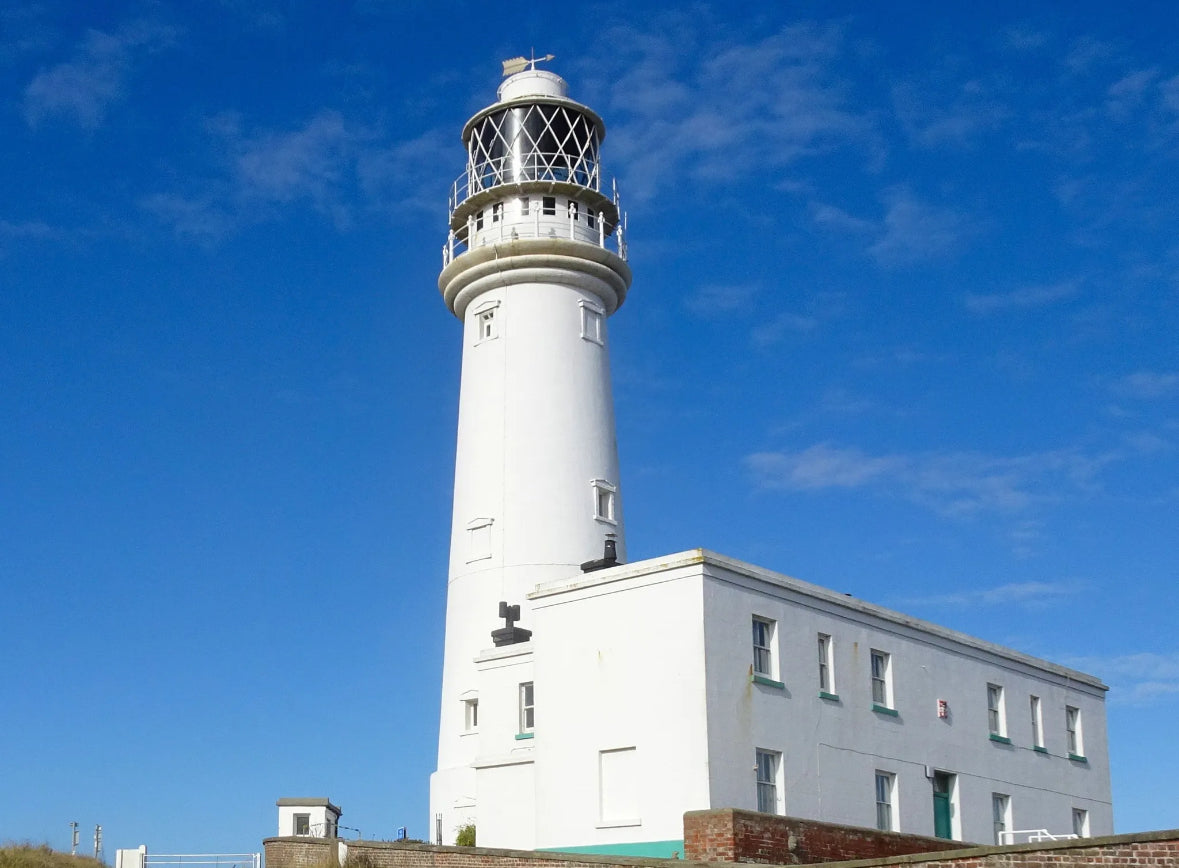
[750,312,819,347]
[901,581,1078,608]
[683,284,759,316]
[1064,652,1179,706]
[745,443,1115,517]
[963,281,1078,314]
[23,19,174,129]
[868,188,968,267]
[1114,370,1179,399]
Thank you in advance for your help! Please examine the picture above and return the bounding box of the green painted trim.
[544,839,685,859]
[1033,745,1049,753]
[1069,752,1088,763]
[872,703,899,717]
[989,733,1012,744]
[515,732,534,740]
[818,691,840,701]
[751,674,785,689]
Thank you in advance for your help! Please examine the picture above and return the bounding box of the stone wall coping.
[794,827,1179,868]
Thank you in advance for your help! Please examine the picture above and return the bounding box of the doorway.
[932,771,955,839]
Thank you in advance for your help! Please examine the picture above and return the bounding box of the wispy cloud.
[144,111,449,239]
[901,581,1078,608]
[963,281,1078,314]
[1065,652,1179,705]
[23,19,175,129]
[584,18,874,202]
[868,188,969,267]
[1112,370,1179,399]
[683,284,759,316]
[745,443,1114,516]
[892,79,1009,149]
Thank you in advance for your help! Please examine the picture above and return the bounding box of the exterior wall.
[683,810,970,863]
[697,553,1110,844]
[277,801,341,837]
[526,563,712,853]
[264,829,1179,868]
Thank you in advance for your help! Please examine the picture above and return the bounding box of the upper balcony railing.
[449,152,604,215]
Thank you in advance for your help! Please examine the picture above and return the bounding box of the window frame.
[542,195,556,216]
[462,697,479,732]
[817,633,834,695]
[1072,807,1089,838]
[591,478,617,524]
[755,748,781,815]
[870,649,892,709]
[875,771,896,831]
[992,793,1011,844]
[519,681,535,734]
[987,683,1007,738]
[294,814,311,836]
[472,299,501,344]
[752,616,776,679]
[1066,705,1084,758]
[1030,695,1044,749]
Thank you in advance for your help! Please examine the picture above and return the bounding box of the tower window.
[472,300,500,344]
[591,479,617,523]
[588,211,597,229]
[520,196,530,216]
[542,196,556,215]
[466,517,493,562]
[475,210,484,230]
[580,300,604,345]
[463,697,479,731]
[519,682,535,733]
[491,203,502,222]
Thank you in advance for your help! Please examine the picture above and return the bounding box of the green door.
[932,772,953,839]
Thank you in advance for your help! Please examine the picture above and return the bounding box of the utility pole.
[93,825,103,862]
[70,822,79,856]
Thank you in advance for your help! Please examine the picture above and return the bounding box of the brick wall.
[264,838,697,868]
[683,811,961,864]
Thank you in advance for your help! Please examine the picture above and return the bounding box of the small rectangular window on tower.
[542,196,556,215]
[472,300,500,344]
[491,203,502,222]
[475,209,484,230]
[580,301,604,345]
[520,196,530,216]
[591,479,617,523]
[588,211,597,229]
[463,697,479,731]
[519,682,535,733]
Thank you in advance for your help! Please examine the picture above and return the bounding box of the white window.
[1030,695,1044,748]
[591,479,617,523]
[293,814,310,836]
[463,698,479,732]
[466,517,493,562]
[519,682,535,733]
[1066,705,1084,757]
[870,649,892,708]
[542,195,556,215]
[1072,807,1089,837]
[520,196,530,216]
[598,747,639,825]
[992,793,1011,844]
[472,300,500,343]
[491,203,502,222]
[755,749,781,814]
[752,617,775,679]
[817,633,834,694]
[987,684,1006,737]
[875,771,895,831]
[579,300,604,345]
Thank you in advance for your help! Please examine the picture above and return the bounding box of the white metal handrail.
[449,153,610,213]
[998,829,1080,845]
[442,201,627,267]
[145,854,260,868]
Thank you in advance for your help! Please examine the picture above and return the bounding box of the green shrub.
[454,824,476,847]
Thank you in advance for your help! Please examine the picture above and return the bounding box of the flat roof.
[530,548,1107,691]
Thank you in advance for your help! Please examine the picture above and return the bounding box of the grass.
[0,845,108,868]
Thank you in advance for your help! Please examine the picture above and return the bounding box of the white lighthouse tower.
[430,59,631,843]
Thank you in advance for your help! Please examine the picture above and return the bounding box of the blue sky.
[2,0,1178,857]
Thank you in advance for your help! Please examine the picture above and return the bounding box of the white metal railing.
[450,153,603,213]
[442,196,627,267]
[998,829,1080,845]
[145,854,260,868]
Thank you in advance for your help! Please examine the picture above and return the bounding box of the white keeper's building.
[428,61,1113,858]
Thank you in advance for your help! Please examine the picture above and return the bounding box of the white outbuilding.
[428,60,1112,857]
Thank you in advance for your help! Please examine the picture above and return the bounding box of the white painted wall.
[275,800,340,837]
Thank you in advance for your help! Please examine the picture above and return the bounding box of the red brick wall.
[835,831,1179,867]
[265,838,686,868]
[683,810,960,864]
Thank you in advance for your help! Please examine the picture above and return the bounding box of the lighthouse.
[430,59,631,844]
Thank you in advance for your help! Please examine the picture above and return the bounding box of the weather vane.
[501,50,555,77]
